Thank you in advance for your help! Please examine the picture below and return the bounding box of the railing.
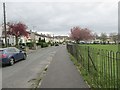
[67,44,120,88]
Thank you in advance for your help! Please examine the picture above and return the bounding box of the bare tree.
[93,33,100,40]
[100,33,107,44]
[109,33,118,44]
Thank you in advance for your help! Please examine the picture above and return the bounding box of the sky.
[0,0,118,36]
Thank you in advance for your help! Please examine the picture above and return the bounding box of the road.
[2,46,60,88]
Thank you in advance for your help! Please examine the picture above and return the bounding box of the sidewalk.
[40,46,89,88]
[27,49,35,54]
[26,46,41,54]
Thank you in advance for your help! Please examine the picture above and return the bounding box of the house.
[38,33,46,42]
[27,31,44,43]
[45,34,53,43]
[0,24,16,46]
[1,24,30,46]
[20,30,42,44]
[54,36,69,43]
[26,30,35,43]
[106,37,115,44]
[26,31,53,43]
[1,23,66,46]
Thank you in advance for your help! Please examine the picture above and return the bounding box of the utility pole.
[3,3,7,47]
[32,26,36,49]
[53,34,54,44]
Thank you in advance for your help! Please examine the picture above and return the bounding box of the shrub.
[36,42,42,46]
[26,42,34,49]
[41,38,45,42]
[51,42,54,46]
[41,42,48,48]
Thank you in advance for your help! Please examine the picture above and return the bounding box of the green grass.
[78,45,119,87]
[79,44,118,52]
[68,44,120,88]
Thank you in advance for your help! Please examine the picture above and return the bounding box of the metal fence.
[67,44,120,88]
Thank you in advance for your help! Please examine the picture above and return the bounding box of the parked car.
[55,43,59,46]
[19,43,26,51]
[0,47,27,66]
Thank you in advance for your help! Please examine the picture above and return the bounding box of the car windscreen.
[6,48,19,53]
[0,50,6,54]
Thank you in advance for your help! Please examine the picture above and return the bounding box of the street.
[2,46,60,88]
[0,2,118,89]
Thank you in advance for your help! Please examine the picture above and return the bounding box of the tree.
[38,37,41,42]
[109,33,118,44]
[100,33,107,44]
[93,33,100,40]
[82,28,93,40]
[70,26,93,43]
[70,26,81,43]
[8,22,28,46]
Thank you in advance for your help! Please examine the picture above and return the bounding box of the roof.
[54,36,69,39]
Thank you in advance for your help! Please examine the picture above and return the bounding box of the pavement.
[40,45,89,88]
[26,46,41,54]
[26,49,36,54]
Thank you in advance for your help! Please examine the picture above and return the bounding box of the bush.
[51,42,54,46]
[37,41,50,48]
[26,42,34,49]
[41,38,45,42]
[36,42,42,46]
[41,42,48,48]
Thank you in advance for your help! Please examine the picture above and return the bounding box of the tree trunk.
[114,41,116,44]
[15,36,18,47]
[76,40,79,44]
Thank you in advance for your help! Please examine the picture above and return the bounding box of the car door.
[7,48,20,61]
[15,48,24,60]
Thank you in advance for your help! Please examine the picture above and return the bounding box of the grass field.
[79,44,118,52]
[67,44,120,88]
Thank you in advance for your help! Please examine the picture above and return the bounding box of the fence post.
[88,46,90,72]
[75,44,78,61]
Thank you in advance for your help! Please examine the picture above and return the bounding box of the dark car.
[19,43,26,51]
[0,47,27,66]
[55,43,59,46]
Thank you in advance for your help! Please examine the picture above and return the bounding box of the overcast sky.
[0,1,118,36]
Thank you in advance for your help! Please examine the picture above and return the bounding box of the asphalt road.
[2,46,59,88]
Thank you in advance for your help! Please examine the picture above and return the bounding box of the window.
[6,48,19,53]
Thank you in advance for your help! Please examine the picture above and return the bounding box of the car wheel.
[23,54,26,60]
[9,58,14,66]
